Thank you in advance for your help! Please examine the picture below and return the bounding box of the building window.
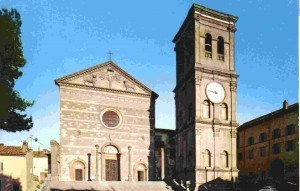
[221,103,228,120]
[260,147,266,157]
[286,124,296,136]
[259,133,267,142]
[204,149,211,167]
[272,143,281,154]
[217,36,224,61]
[205,33,212,58]
[202,100,210,119]
[286,140,296,152]
[272,128,281,139]
[248,136,254,145]
[100,108,122,129]
[248,149,254,159]
[238,152,243,161]
[222,151,229,168]
[237,134,240,147]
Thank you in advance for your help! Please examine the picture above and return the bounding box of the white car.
[258,186,277,191]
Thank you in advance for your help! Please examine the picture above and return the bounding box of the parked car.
[258,186,277,191]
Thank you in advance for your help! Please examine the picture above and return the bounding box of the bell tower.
[173,4,239,190]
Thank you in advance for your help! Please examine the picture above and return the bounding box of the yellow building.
[0,142,49,191]
[237,101,299,185]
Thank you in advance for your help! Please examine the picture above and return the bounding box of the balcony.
[217,54,224,61]
[205,51,212,58]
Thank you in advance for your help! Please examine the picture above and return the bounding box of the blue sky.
[0,0,298,150]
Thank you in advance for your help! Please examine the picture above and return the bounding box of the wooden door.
[106,159,118,181]
[75,169,83,181]
[138,170,144,181]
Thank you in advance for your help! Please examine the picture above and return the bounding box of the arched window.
[217,36,224,61]
[202,100,210,119]
[204,149,211,167]
[221,103,228,120]
[205,33,212,58]
[105,145,118,154]
[222,151,229,168]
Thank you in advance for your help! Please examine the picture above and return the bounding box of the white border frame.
[205,81,226,104]
[100,108,123,129]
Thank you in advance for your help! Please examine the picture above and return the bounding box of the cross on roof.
[108,51,113,61]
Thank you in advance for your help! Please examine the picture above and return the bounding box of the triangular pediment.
[55,61,157,97]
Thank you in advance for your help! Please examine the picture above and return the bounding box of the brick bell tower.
[173,4,239,190]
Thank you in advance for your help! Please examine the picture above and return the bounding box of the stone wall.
[59,85,154,181]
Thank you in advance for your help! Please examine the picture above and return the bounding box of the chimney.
[22,141,28,152]
[283,100,288,110]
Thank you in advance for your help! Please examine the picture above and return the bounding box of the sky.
[0,0,298,150]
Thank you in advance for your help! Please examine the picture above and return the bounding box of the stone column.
[50,140,59,180]
[26,149,33,191]
[100,152,103,180]
[128,146,132,181]
[46,152,51,174]
[161,147,165,180]
[95,144,99,181]
[117,153,121,181]
[87,153,91,181]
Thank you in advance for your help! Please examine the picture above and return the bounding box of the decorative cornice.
[195,65,239,79]
[173,4,238,43]
[230,81,237,92]
[193,4,238,23]
[231,129,237,138]
[59,82,153,98]
[195,120,239,127]
[227,25,237,32]
[55,61,158,99]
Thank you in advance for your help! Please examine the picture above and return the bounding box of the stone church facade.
[172,4,239,190]
[54,61,158,182]
[47,3,242,191]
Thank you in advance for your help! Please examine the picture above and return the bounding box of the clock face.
[206,82,225,103]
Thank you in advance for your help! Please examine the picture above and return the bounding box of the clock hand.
[208,90,218,94]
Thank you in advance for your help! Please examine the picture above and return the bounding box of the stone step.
[42,180,173,191]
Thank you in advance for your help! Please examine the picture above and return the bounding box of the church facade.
[54,61,158,182]
[172,4,239,190]
[48,3,242,191]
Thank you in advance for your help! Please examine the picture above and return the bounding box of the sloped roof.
[238,102,299,131]
[55,61,158,99]
[0,144,26,156]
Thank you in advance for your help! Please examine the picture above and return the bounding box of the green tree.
[0,8,33,132]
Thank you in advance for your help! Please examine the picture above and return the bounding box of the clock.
[206,82,225,103]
